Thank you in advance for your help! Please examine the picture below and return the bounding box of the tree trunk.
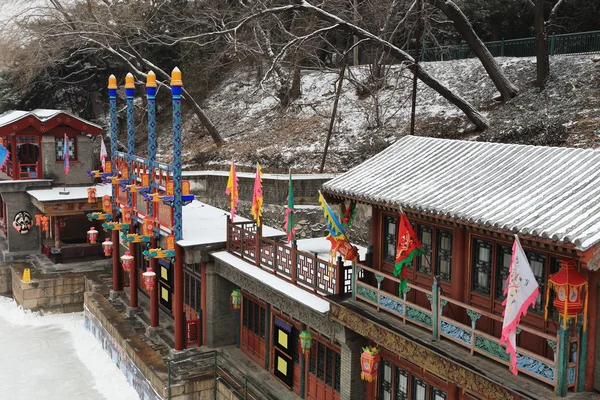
[296,0,489,130]
[534,0,549,88]
[430,0,518,101]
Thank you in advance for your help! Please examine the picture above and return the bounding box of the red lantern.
[87,226,99,244]
[34,214,43,227]
[142,266,156,291]
[102,195,112,214]
[102,238,113,257]
[87,188,97,203]
[545,260,589,330]
[122,206,132,224]
[360,347,381,383]
[121,250,134,272]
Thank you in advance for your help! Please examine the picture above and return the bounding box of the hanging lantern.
[230,289,242,311]
[34,214,43,227]
[545,260,589,330]
[87,226,99,244]
[142,266,157,291]
[360,346,381,383]
[299,330,313,356]
[122,206,132,224]
[102,238,113,257]
[121,250,134,272]
[102,195,112,213]
[87,188,97,203]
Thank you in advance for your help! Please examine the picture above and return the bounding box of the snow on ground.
[173,54,599,173]
[0,296,139,400]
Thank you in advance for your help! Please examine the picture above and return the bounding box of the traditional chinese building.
[318,135,600,400]
[0,109,105,262]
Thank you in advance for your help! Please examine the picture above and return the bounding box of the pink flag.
[499,235,540,375]
[100,135,108,171]
[63,133,70,175]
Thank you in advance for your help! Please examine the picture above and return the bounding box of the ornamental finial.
[108,75,117,90]
[171,67,182,87]
[146,71,157,88]
[125,73,135,89]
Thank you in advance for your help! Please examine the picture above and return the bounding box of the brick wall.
[0,265,11,296]
[205,262,238,348]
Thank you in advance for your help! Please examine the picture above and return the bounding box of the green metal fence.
[412,30,600,61]
[167,350,278,400]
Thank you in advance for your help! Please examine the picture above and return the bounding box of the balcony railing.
[353,263,580,392]
[226,219,355,296]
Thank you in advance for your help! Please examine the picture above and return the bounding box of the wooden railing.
[353,263,577,392]
[19,163,38,179]
[226,219,353,296]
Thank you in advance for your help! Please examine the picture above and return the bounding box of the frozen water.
[0,296,140,400]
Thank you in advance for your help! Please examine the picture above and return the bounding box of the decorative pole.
[125,73,138,309]
[171,67,185,350]
[108,75,122,292]
[146,71,159,328]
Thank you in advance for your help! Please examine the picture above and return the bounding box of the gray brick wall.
[340,334,367,400]
[205,262,238,348]
[42,134,95,185]
[3,191,41,253]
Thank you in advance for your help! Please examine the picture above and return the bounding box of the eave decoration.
[544,259,588,330]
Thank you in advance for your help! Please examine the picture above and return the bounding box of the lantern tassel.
[544,282,551,321]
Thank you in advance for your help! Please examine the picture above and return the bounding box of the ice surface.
[0,297,139,400]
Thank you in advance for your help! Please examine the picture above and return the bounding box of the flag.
[0,144,9,169]
[100,135,108,171]
[225,160,239,220]
[251,163,263,226]
[318,192,359,262]
[63,133,70,175]
[283,171,295,243]
[394,213,423,295]
[499,235,540,375]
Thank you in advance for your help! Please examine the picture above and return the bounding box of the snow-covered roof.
[182,170,336,180]
[212,251,330,313]
[296,237,367,266]
[27,184,111,202]
[323,135,600,251]
[0,109,102,130]
[179,200,285,247]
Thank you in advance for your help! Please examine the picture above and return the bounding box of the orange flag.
[251,163,263,226]
[225,160,238,220]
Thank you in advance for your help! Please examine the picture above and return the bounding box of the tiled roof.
[323,135,600,251]
[0,109,102,130]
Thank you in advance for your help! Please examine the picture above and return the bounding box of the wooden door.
[241,296,266,366]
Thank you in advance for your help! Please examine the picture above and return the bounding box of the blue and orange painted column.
[108,75,122,292]
[125,73,138,309]
[171,67,185,350]
[146,71,159,328]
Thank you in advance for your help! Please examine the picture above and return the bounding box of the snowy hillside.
[164,54,599,173]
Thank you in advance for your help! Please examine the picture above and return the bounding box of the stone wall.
[186,171,373,245]
[3,191,42,256]
[41,134,95,185]
[84,291,220,400]
[0,265,11,296]
[204,262,238,348]
[11,264,85,313]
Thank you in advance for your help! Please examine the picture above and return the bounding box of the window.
[380,359,392,400]
[379,357,444,400]
[495,244,512,299]
[430,388,447,400]
[417,225,432,274]
[55,136,76,161]
[436,230,453,282]
[527,251,546,311]
[242,296,264,337]
[308,339,340,393]
[383,215,398,262]
[395,367,408,400]
[412,378,426,400]
[472,239,492,295]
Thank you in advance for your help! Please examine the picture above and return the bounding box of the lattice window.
[253,302,260,335]
[527,251,546,311]
[430,388,446,400]
[417,225,433,274]
[292,329,299,364]
[317,343,325,380]
[325,347,334,386]
[260,307,266,338]
[395,366,408,400]
[495,244,512,299]
[309,343,317,374]
[472,239,492,295]
[55,137,76,161]
[334,352,341,392]
[436,230,453,282]
[242,297,249,328]
[380,358,392,400]
[412,378,427,400]
[383,215,398,262]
